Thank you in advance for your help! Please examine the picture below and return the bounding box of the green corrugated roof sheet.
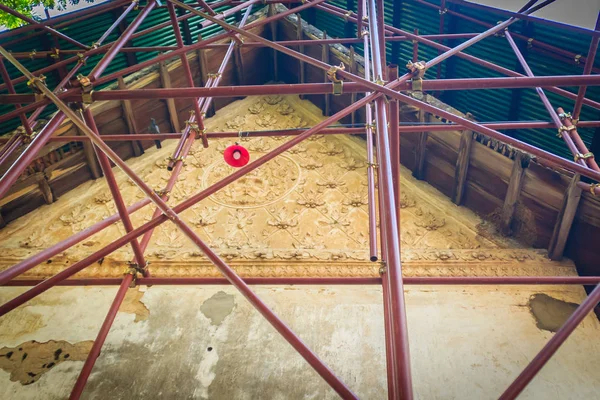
[0,0,243,134]
[313,0,600,161]
[1,0,598,161]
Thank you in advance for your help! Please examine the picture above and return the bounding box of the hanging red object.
[223,144,250,167]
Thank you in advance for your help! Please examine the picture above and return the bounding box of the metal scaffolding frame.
[0,0,599,398]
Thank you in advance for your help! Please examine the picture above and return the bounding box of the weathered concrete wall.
[1,285,599,399]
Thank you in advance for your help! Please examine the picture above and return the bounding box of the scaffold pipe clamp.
[327,63,345,95]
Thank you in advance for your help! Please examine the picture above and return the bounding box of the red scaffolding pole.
[1,1,600,398]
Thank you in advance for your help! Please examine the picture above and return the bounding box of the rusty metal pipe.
[7,276,600,287]
[83,109,148,274]
[69,274,133,399]
[369,0,413,397]
[0,4,90,49]
[573,13,600,120]
[363,29,378,263]
[88,0,158,81]
[505,31,587,167]
[318,3,600,111]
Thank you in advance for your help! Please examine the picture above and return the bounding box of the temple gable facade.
[0,95,599,399]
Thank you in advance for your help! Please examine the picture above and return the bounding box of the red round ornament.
[223,144,250,167]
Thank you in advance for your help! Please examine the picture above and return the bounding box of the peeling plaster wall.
[1,285,600,399]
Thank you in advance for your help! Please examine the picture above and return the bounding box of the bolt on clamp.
[327,63,345,95]
[167,155,186,164]
[557,125,576,138]
[558,112,572,120]
[154,188,170,197]
[574,152,594,162]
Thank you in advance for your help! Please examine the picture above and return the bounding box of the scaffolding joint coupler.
[185,119,199,132]
[493,21,507,37]
[154,188,170,198]
[77,74,94,104]
[15,126,36,144]
[574,152,594,162]
[167,155,186,166]
[557,125,576,138]
[124,263,142,287]
[196,128,207,141]
[406,60,426,79]
[327,62,345,96]
[232,35,244,46]
[27,74,46,102]
[558,112,572,120]
[378,261,387,276]
[49,48,60,59]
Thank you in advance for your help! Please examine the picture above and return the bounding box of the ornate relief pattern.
[202,154,301,208]
[0,94,578,279]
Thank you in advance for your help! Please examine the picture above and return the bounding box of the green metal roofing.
[313,0,600,161]
[0,0,241,135]
[1,0,599,161]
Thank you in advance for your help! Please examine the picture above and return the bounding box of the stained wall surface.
[0,95,599,399]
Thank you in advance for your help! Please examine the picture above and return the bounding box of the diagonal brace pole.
[0,4,90,50]
[82,108,148,275]
[1,48,358,400]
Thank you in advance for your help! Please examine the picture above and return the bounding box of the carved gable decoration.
[0,95,577,279]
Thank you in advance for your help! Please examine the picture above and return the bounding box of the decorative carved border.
[0,249,577,279]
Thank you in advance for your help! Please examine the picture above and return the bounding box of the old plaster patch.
[0,340,92,385]
[200,291,235,326]
[529,293,579,332]
[119,287,150,322]
[194,346,219,399]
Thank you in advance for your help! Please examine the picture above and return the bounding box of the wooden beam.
[413,110,428,180]
[322,30,330,116]
[268,5,278,81]
[35,172,54,204]
[500,152,529,235]
[350,46,357,126]
[79,129,103,180]
[296,14,305,90]
[548,174,582,260]
[177,6,193,45]
[113,7,138,67]
[196,33,214,116]
[159,60,181,133]
[452,130,473,205]
[197,33,209,87]
[234,44,245,85]
[117,77,144,157]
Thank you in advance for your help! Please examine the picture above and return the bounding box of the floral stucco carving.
[0,94,578,279]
